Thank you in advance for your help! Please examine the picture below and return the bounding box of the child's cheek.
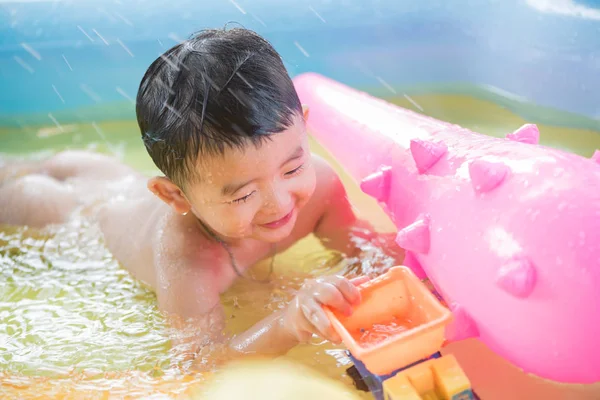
[297,168,317,206]
[235,204,260,234]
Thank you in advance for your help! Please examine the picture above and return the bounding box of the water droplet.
[403,94,424,112]
[308,5,326,23]
[79,84,101,103]
[116,38,134,57]
[116,87,134,104]
[77,25,95,42]
[92,28,109,45]
[375,76,396,94]
[115,12,133,27]
[20,42,41,60]
[13,55,34,73]
[294,41,310,57]
[52,84,65,103]
[228,0,246,14]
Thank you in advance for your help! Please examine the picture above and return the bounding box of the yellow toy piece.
[383,354,473,400]
[192,358,362,400]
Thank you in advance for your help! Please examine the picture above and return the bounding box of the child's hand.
[282,275,369,344]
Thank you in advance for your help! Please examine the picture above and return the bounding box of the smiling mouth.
[260,209,295,229]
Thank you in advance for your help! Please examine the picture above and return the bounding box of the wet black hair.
[136,27,303,188]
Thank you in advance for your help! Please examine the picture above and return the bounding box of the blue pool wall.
[0,0,599,126]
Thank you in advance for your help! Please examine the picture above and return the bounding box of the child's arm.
[154,220,364,360]
[230,274,369,352]
[312,158,404,261]
[157,255,364,358]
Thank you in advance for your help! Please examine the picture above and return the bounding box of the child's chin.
[257,228,292,243]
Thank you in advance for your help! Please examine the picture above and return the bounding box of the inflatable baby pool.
[294,72,600,385]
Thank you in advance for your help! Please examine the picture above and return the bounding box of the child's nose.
[264,183,292,213]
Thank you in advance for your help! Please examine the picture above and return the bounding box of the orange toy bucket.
[324,266,453,375]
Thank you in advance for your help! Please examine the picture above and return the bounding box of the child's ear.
[147,176,191,215]
[302,104,309,121]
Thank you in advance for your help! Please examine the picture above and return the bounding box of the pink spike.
[403,251,427,280]
[359,166,391,202]
[591,150,600,164]
[409,139,447,174]
[395,214,431,254]
[445,303,479,342]
[506,124,540,144]
[495,257,537,298]
[468,159,510,193]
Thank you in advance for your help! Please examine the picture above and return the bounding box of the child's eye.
[285,164,304,177]
[231,191,255,204]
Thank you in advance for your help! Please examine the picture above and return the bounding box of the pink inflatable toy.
[293,73,600,384]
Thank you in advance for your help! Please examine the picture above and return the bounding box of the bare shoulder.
[312,153,339,181]
[153,209,219,272]
[97,193,214,289]
[151,211,234,318]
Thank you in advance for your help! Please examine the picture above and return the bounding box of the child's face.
[185,113,316,243]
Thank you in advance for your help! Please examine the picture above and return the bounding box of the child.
[0,28,402,357]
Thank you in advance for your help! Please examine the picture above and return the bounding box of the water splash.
[20,43,41,61]
[13,56,34,74]
[228,0,246,15]
[91,121,116,156]
[52,85,65,104]
[92,29,109,46]
[116,39,134,57]
[114,12,134,27]
[308,5,327,23]
[116,87,135,104]
[61,54,73,71]
[375,76,396,94]
[47,113,64,133]
[162,103,183,119]
[250,12,267,27]
[403,94,424,112]
[79,84,102,103]
[0,223,365,397]
[294,41,310,58]
[77,25,95,43]
[167,33,183,44]
[0,223,174,395]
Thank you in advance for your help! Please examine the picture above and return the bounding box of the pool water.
[0,92,599,399]
[352,316,416,347]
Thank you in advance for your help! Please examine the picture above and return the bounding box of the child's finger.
[350,276,370,286]
[317,275,360,304]
[301,299,341,343]
[314,283,353,316]
[324,275,362,305]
